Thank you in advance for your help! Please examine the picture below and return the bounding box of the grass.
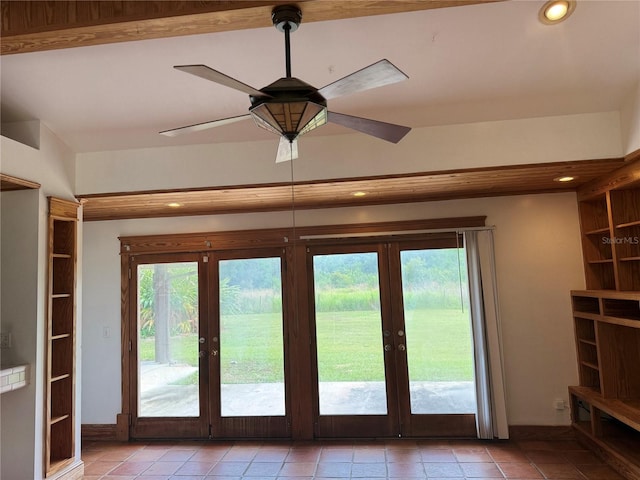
[138,308,474,384]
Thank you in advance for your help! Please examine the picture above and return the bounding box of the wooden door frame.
[307,243,399,438]
[388,238,477,437]
[118,216,485,440]
[207,248,291,438]
[126,252,210,439]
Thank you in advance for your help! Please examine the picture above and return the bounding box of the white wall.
[621,80,640,155]
[0,126,81,479]
[75,111,623,194]
[1,188,40,480]
[81,192,584,427]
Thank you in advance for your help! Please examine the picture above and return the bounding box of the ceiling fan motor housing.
[272,5,302,33]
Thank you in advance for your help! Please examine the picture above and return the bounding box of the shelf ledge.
[569,386,640,431]
[616,220,640,229]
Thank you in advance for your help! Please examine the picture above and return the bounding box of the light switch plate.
[0,333,12,349]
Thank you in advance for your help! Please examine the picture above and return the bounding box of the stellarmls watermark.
[602,236,640,245]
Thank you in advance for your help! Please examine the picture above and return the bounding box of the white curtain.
[465,230,509,439]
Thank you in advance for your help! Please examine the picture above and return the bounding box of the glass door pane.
[219,257,286,417]
[313,252,387,415]
[400,248,476,414]
[137,262,200,417]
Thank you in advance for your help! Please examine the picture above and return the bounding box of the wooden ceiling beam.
[1,0,499,55]
[77,158,626,221]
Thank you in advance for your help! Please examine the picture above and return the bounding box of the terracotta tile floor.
[82,438,626,479]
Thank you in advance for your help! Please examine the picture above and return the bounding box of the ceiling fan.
[160,5,411,163]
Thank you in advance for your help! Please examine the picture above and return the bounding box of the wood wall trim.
[48,196,81,219]
[119,216,486,255]
[79,159,624,222]
[577,155,640,201]
[0,0,498,55]
[0,173,40,191]
[508,425,576,441]
[81,424,117,442]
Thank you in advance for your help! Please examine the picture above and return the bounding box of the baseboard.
[83,422,575,442]
[82,424,118,441]
[508,425,576,440]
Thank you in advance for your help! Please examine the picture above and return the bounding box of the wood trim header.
[48,196,81,220]
[79,159,625,222]
[1,0,499,55]
[577,152,640,201]
[0,173,40,191]
[119,216,486,254]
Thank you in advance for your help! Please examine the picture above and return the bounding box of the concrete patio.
[139,362,476,418]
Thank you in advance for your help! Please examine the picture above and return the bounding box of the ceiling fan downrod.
[272,6,302,79]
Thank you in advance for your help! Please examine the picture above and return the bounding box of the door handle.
[211,349,218,356]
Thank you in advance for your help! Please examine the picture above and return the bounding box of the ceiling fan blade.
[275,137,299,163]
[328,111,411,143]
[174,65,269,98]
[159,114,251,137]
[318,59,408,100]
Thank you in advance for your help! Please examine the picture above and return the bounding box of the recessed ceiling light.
[167,202,183,208]
[352,191,367,197]
[539,1,576,25]
[554,176,576,182]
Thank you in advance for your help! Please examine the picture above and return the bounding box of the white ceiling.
[1,0,639,154]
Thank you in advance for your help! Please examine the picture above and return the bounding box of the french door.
[126,237,477,439]
[208,249,289,438]
[309,239,477,437]
[129,249,289,438]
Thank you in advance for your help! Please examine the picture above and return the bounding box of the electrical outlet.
[554,398,566,410]
[0,333,12,349]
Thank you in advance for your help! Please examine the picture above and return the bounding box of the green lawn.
[138,308,474,384]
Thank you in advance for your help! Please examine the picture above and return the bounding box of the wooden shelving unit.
[610,189,640,291]
[569,290,640,480]
[44,197,80,477]
[577,157,640,292]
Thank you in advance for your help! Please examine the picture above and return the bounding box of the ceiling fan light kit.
[160,4,411,162]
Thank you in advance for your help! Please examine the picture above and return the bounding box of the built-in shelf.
[585,227,612,235]
[51,334,71,341]
[577,163,640,291]
[570,291,640,480]
[45,197,79,477]
[50,415,70,425]
[581,361,599,371]
[50,374,70,383]
[616,220,640,229]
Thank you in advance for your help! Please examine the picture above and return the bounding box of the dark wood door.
[309,240,477,438]
[207,248,291,438]
[129,253,210,439]
[388,241,477,437]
